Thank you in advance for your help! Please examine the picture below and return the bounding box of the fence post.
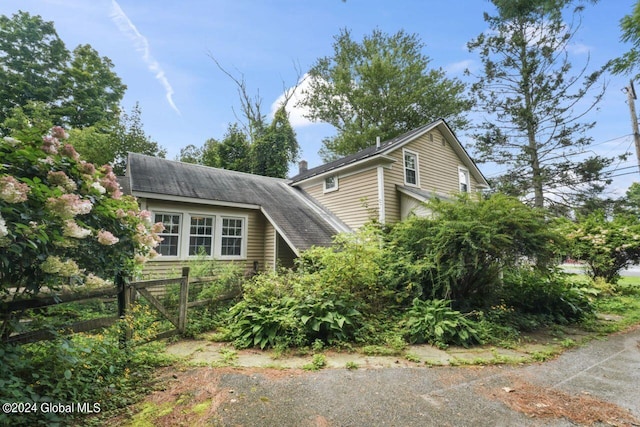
[116,272,132,346]
[178,267,190,334]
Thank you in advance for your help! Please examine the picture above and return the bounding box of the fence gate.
[118,267,190,341]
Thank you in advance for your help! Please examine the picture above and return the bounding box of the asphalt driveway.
[136,325,640,426]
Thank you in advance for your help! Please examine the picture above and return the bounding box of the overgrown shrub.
[0,303,171,426]
[500,269,595,325]
[386,194,562,311]
[403,298,482,348]
[228,270,363,349]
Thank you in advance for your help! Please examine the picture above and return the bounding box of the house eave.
[290,155,396,187]
[131,191,262,210]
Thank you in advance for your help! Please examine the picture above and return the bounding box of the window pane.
[404,153,417,185]
[405,169,416,185]
[325,176,336,189]
[189,215,213,256]
[459,170,469,192]
[221,218,243,256]
[155,213,181,256]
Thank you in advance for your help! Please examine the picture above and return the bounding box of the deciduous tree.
[299,28,472,160]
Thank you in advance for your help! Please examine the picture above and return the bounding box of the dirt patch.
[106,366,310,426]
[482,376,640,426]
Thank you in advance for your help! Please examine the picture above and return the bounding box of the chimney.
[376,136,381,149]
[298,160,308,175]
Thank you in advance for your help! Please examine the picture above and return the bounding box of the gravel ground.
[118,325,640,426]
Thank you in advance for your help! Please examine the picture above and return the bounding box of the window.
[324,175,338,192]
[459,167,470,193]
[220,217,243,257]
[189,215,214,255]
[155,213,181,256]
[404,150,419,186]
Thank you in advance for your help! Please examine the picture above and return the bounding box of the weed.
[345,361,359,370]
[303,354,327,371]
[404,352,421,363]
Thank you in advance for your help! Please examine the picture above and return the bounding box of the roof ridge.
[128,152,287,182]
[290,119,443,183]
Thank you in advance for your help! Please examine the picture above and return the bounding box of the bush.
[403,298,482,348]
[0,303,171,426]
[228,271,363,349]
[386,194,562,311]
[560,212,640,284]
[0,128,163,337]
[500,269,595,324]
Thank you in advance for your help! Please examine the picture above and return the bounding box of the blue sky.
[1,0,638,195]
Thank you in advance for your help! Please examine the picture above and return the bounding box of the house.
[122,119,489,276]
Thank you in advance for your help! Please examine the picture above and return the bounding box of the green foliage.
[302,354,327,371]
[228,276,363,350]
[610,0,640,79]
[560,211,640,284]
[386,194,561,310]
[468,0,611,209]
[0,11,125,131]
[0,303,172,426]
[403,298,482,348]
[229,296,305,350]
[500,270,595,325]
[251,106,299,178]
[0,128,162,336]
[58,44,126,128]
[300,28,472,160]
[69,103,166,175]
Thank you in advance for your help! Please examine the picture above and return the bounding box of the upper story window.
[189,215,214,256]
[403,149,419,186]
[459,167,470,193]
[324,175,338,192]
[155,213,181,256]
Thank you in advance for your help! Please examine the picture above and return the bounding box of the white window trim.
[154,212,182,258]
[323,175,339,193]
[217,215,248,260]
[403,149,420,187]
[187,214,216,257]
[151,209,247,261]
[458,166,470,193]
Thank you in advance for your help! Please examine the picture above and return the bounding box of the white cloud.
[109,0,180,115]
[568,42,591,55]
[270,74,316,128]
[445,59,475,75]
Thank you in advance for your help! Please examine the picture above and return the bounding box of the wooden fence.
[1,267,241,345]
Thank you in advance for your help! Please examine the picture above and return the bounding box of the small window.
[155,213,181,256]
[404,150,419,186]
[324,175,338,192]
[189,215,214,256]
[459,167,470,193]
[220,217,243,257]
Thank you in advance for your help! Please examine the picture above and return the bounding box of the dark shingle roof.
[289,119,489,188]
[289,121,439,183]
[125,153,342,252]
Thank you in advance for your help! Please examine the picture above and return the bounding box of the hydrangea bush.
[0,127,163,302]
[561,212,640,284]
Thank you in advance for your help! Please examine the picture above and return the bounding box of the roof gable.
[290,119,489,188]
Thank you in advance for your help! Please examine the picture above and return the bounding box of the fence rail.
[1,267,242,345]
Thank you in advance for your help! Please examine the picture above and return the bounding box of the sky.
[1,0,639,196]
